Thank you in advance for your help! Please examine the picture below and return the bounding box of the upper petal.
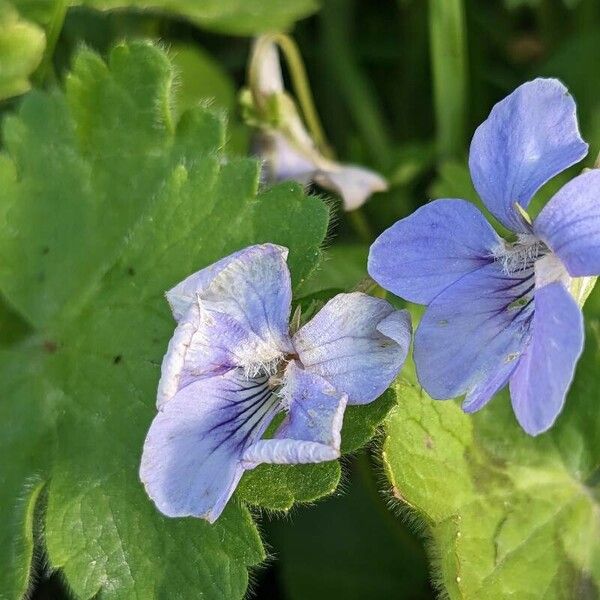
[313,164,388,211]
[509,282,584,435]
[198,244,293,352]
[414,262,534,401]
[534,170,600,277]
[469,78,588,232]
[243,361,346,465]
[368,199,500,304]
[166,247,250,321]
[292,292,411,405]
[158,244,293,408]
[168,244,293,350]
[140,369,280,522]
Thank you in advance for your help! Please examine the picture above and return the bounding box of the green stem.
[33,0,68,86]
[320,0,392,168]
[269,33,331,157]
[249,34,331,156]
[348,208,374,244]
[428,0,468,159]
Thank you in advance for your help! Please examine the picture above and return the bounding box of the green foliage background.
[1,0,599,599]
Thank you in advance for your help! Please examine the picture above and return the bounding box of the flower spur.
[140,244,411,522]
[369,78,600,435]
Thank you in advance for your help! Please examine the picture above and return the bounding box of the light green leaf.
[298,243,369,296]
[14,0,319,35]
[0,41,331,598]
[167,43,249,154]
[0,342,57,599]
[81,0,319,35]
[0,0,45,99]
[168,43,235,117]
[383,300,600,599]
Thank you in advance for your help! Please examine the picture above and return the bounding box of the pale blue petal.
[197,244,293,354]
[166,247,249,321]
[534,170,600,277]
[254,131,317,185]
[414,262,534,400]
[156,306,286,409]
[462,360,518,413]
[140,369,280,522]
[243,362,346,465]
[469,78,588,232]
[368,199,500,304]
[166,245,293,358]
[158,244,293,408]
[509,282,584,435]
[313,164,388,211]
[292,292,411,405]
[156,302,201,408]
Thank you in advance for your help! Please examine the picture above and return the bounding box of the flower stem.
[34,0,68,86]
[348,208,374,244]
[269,33,332,158]
[428,0,468,159]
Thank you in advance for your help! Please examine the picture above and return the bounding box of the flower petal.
[198,244,293,352]
[469,78,588,232]
[292,292,411,405]
[166,247,248,321]
[168,244,293,350]
[156,302,201,408]
[140,369,279,522]
[368,199,500,304]
[157,306,286,409]
[461,360,518,413]
[242,362,346,465]
[534,170,600,277]
[509,282,584,435]
[253,38,284,96]
[414,262,534,400]
[255,131,318,185]
[158,244,293,408]
[313,164,388,211]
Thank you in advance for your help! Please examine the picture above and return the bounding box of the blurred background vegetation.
[3,0,600,597]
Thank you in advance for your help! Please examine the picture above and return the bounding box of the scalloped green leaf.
[0,41,331,598]
[382,296,600,599]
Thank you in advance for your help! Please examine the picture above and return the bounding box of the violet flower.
[242,36,388,211]
[369,78,600,435]
[140,244,410,522]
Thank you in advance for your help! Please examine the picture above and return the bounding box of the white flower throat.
[491,234,597,308]
[492,234,547,275]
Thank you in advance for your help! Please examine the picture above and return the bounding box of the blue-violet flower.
[140,244,411,521]
[368,78,600,435]
[243,36,388,211]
